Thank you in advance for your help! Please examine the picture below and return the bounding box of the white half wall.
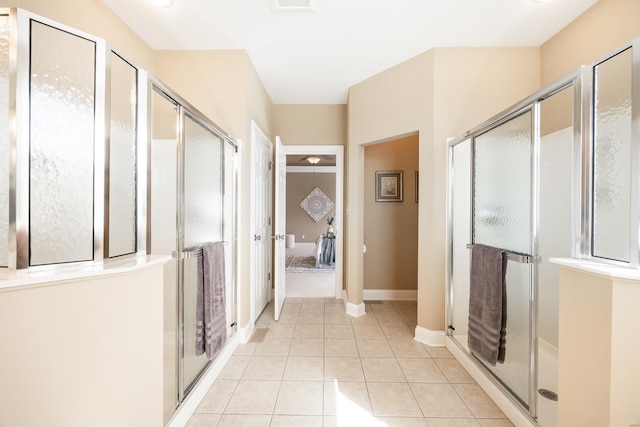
[0,262,166,427]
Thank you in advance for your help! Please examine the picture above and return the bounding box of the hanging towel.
[196,242,227,360]
[468,244,507,366]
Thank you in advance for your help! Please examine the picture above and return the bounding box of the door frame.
[273,136,286,320]
[282,145,344,299]
[250,121,273,324]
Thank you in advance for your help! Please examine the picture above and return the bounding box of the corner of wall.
[343,290,366,317]
[414,325,445,347]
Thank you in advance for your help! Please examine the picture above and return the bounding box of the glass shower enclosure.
[149,81,238,422]
[447,75,579,424]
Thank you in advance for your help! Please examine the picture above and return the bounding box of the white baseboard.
[446,337,536,427]
[166,330,243,427]
[414,325,446,347]
[239,321,254,344]
[363,289,417,301]
[343,290,366,317]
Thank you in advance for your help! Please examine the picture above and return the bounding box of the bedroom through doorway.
[281,146,343,298]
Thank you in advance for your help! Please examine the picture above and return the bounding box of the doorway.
[251,121,273,323]
[280,145,344,299]
[363,135,419,300]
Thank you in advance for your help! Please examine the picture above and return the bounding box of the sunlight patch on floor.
[334,380,386,427]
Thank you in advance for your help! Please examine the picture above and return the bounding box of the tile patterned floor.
[186,298,514,427]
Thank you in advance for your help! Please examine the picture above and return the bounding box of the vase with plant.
[326,213,335,234]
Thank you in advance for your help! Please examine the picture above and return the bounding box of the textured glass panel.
[183,114,223,386]
[30,22,95,265]
[485,262,531,405]
[538,90,573,349]
[593,48,632,262]
[223,142,234,244]
[149,91,178,256]
[538,89,574,427]
[0,16,9,267]
[183,254,210,388]
[183,114,222,248]
[450,140,472,343]
[223,141,235,331]
[149,89,179,421]
[108,53,137,258]
[474,111,532,254]
[473,113,532,406]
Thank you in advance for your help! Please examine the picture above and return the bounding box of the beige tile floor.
[186,298,514,427]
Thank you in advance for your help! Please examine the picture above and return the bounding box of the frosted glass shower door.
[182,113,224,392]
[473,110,533,407]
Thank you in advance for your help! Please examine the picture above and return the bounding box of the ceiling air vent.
[270,0,317,11]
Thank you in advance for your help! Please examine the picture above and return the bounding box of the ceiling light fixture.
[270,0,317,12]
[306,156,321,165]
[149,0,173,7]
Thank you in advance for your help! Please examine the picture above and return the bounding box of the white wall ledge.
[550,257,640,282]
[0,255,171,291]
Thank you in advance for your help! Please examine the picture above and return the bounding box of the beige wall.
[0,265,165,427]
[541,0,640,86]
[348,51,435,306]
[154,50,249,139]
[274,104,347,146]
[364,135,418,291]
[246,55,275,139]
[538,0,640,136]
[1,0,154,70]
[348,47,539,330]
[286,172,336,242]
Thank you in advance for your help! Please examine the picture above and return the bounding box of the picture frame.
[415,171,419,203]
[375,170,403,202]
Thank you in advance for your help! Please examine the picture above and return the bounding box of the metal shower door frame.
[445,71,583,421]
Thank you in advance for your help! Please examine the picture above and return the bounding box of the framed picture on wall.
[415,171,419,203]
[375,170,403,202]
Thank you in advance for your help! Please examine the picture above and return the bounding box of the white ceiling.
[101,0,597,104]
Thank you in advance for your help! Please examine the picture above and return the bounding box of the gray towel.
[196,242,227,360]
[468,244,507,366]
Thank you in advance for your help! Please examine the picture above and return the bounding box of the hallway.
[186,299,513,426]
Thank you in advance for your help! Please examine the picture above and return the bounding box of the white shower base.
[447,334,558,427]
[537,338,558,427]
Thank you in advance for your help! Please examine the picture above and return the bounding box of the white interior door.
[273,136,287,320]
[251,122,272,321]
